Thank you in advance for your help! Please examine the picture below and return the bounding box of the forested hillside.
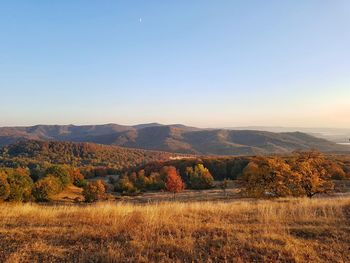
[0,140,183,170]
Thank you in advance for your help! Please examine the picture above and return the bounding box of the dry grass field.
[0,197,349,263]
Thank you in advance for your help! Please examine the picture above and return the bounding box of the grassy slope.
[0,198,349,262]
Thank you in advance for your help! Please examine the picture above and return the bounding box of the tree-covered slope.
[0,140,182,170]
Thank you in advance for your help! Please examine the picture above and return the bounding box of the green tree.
[186,164,214,189]
[27,162,43,182]
[45,165,71,188]
[229,160,249,180]
[7,168,33,202]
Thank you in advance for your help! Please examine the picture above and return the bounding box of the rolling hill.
[0,123,349,155]
[0,140,182,169]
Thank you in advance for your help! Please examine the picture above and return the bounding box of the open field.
[54,180,350,204]
[116,180,350,203]
[116,188,242,203]
[0,197,349,263]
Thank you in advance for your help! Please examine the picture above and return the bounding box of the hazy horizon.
[1,121,350,131]
[1,1,349,128]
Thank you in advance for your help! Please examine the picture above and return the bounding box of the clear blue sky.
[1,1,349,128]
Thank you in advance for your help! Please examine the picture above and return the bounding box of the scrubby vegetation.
[0,198,349,262]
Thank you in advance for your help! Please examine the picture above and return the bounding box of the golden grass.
[50,185,83,203]
[0,197,349,262]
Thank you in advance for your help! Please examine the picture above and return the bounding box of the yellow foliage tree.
[290,152,334,198]
[242,152,335,198]
[242,157,302,198]
[83,180,106,202]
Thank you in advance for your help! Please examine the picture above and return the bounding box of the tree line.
[114,163,214,194]
[0,165,87,202]
[0,151,349,203]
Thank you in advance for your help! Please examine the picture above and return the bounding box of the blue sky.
[0,1,349,128]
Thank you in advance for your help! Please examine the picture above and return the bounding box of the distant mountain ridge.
[0,123,348,155]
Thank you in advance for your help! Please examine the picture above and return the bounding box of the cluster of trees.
[122,152,349,198]
[0,168,33,202]
[0,165,95,202]
[0,167,65,202]
[115,164,214,194]
[131,154,350,183]
[128,157,251,181]
[241,152,338,198]
[115,165,185,197]
[115,169,166,194]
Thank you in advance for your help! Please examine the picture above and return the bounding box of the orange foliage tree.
[69,168,86,187]
[165,166,184,198]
